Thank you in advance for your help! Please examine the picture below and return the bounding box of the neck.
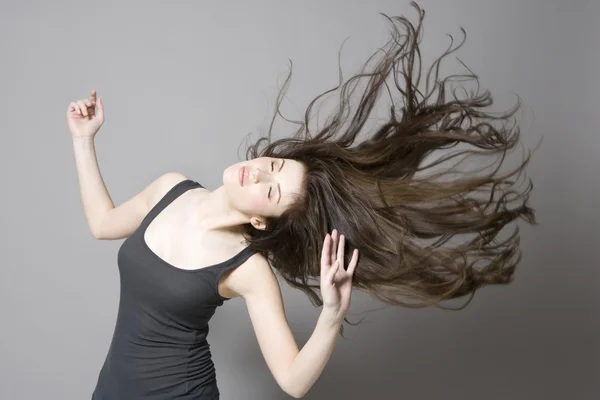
[192,185,250,233]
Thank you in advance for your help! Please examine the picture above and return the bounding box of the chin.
[224,163,241,188]
[222,167,228,186]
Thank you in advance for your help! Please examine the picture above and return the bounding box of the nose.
[250,168,259,184]
[250,168,268,184]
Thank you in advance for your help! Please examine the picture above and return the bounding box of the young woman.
[68,3,536,399]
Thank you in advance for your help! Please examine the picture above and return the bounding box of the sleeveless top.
[91,179,258,399]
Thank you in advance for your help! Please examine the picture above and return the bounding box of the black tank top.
[91,179,257,400]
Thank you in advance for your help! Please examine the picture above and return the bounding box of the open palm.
[320,229,359,315]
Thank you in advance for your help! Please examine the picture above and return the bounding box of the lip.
[239,166,245,186]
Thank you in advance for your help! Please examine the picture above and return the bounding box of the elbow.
[282,381,306,399]
[90,228,101,240]
[286,390,305,399]
[281,378,306,399]
[89,221,104,240]
[91,228,104,240]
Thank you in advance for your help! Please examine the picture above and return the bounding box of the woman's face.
[223,157,306,222]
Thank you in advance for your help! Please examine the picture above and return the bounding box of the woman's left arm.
[282,307,344,398]
[231,229,358,398]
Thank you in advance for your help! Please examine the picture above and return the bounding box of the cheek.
[247,188,267,209]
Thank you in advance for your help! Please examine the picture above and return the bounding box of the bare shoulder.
[146,172,190,209]
[225,252,281,300]
[92,171,189,240]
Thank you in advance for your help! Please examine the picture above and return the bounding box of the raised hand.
[67,89,105,139]
[320,229,359,317]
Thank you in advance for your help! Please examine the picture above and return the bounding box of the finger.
[346,249,359,277]
[86,100,95,116]
[77,100,88,117]
[88,90,97,107]
[330,229,337,266]
[337,234,345,268]
[81,99,94,118]
[321,233,331,271]
[96,97,104,118]
[73,103,83,116]
[67,103,82,118]
[327,260,340,285]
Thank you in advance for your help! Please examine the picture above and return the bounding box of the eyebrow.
[277,159,285,204]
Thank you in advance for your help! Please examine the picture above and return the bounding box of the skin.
[189,156,307,233]
[68,90,359,398]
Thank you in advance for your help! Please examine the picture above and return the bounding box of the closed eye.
[268,161,274,199]
[268,159,282,201]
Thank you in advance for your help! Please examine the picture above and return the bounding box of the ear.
[250,216,267,231]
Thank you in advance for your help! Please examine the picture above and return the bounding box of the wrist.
[319,306,344,327]
[72,136,95,151]
[72,136,95,144]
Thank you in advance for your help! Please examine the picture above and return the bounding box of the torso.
[143,183,248,299]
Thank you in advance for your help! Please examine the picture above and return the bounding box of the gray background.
[1,0,597,399]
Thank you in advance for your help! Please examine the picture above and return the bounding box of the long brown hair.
[240,1,538,336]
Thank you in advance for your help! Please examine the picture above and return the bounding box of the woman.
[68,3,536,399]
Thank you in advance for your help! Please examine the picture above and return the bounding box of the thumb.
[96,97,104,118]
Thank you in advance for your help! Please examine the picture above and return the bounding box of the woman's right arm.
[68,90,187,240]
[72,138,182,240]
[73,141,182,239]
[72,136,118,239]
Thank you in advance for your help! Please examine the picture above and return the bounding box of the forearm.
[285,308,343,398]
[72,137,114,237]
